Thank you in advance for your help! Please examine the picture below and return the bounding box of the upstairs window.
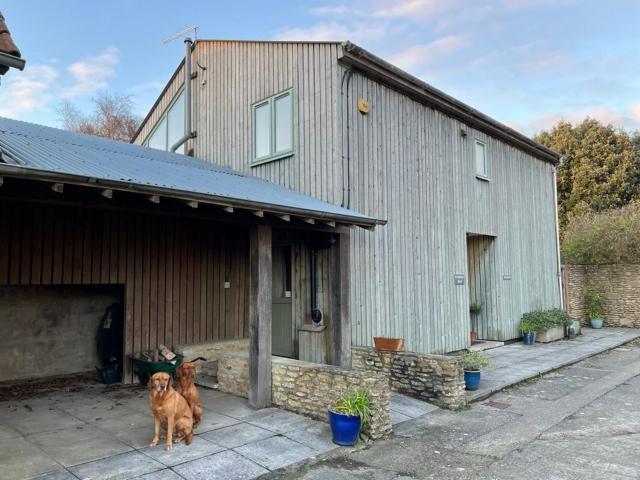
[144,89,185,154]
[252,89,293,165]
[474,139,488,179]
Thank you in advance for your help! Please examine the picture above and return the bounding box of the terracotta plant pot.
[373,337,405,351]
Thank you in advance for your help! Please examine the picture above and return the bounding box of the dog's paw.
[165,443,173,451]
[149,440,158,448]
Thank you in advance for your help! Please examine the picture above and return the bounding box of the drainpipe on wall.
[171,38,197,153]
[553,162,564,308]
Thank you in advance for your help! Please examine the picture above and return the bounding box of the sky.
[1,0,639,136]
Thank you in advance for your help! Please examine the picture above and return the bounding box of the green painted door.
[272,246,294,357]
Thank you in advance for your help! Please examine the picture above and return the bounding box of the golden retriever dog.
[175,362,203,429]
[148,372,193,451]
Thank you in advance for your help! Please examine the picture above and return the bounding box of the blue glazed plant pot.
[328,410,362,446]
[590,318,604,329]
[522,332,536,345]
[464,370,481,391]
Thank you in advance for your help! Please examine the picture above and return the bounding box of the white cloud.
[372,0,454,19]
[273,21,385,43]
[61,47,118,98]
[522,106,640,135]
[0,65,59,117]
[387,34,468,72]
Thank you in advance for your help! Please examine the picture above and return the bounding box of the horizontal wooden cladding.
[0,200,250,382]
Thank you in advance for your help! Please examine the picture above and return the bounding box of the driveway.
[266,339,640,479]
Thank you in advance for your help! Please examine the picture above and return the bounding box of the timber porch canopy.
[0,117,385,407]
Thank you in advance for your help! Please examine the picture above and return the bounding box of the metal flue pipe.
[171,38,196,153]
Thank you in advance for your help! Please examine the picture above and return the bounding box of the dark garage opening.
[0,285,124,383]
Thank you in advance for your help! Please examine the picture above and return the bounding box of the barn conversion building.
[133,40,563,357]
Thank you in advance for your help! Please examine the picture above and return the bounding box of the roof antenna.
[163,25,198,154]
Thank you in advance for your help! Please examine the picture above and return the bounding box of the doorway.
[466,234,499,341]
[272,246,294,357]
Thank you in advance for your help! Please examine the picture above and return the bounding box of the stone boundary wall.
[352,346,466,410]
[217,352,392,440]
[565,264,640,328]
[175,339,249,374]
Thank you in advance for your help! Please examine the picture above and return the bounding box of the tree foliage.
[58,93,141,142]
[534,119,640,228]
[561,202,640,264]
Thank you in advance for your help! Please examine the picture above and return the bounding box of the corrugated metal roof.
[0,117,383,227]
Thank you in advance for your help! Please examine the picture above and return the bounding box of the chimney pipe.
[170,38,196,153]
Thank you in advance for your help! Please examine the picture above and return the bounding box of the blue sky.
[1,0,639,136]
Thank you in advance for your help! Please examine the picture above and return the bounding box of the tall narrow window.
[475,139,488,178]
[252,89,294,165]
[144,89,185,153]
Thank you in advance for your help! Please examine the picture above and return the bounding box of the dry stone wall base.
[217,352,392,440]
[352,347,466,410]
[565,264,640,328]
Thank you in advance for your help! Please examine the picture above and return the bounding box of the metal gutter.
[339,41,561,165]
[0,164,385,228]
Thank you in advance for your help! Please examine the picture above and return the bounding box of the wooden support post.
[249,225,273,408]
[330,232,351,368]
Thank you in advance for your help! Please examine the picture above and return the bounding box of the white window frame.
[474,138,489,180]
[251,88,294,166]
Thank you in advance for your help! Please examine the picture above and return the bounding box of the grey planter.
[536,326,564,343]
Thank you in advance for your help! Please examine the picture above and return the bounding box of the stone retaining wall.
[565,264,640,328]
[175,339,249,375]
[217,352,392,440]
[352,346,466,410]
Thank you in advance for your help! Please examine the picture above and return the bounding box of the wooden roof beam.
[299,217,315,225]
[100,188,113,199]
[50,182,64,193]
[185,200,198,208]
[148,194,160,204]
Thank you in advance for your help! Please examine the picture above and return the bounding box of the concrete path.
[467,327,640,401]
[265,338,640,480]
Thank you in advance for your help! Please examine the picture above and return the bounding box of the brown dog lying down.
[175,362,203,429]
[148,372,193,451]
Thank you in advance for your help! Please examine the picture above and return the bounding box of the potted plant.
[373,337,404,351]
[462,351,491,391]
[584,289,605,329]
[518,317,538,345]
[328,389,372,446]
[469,303,483,342]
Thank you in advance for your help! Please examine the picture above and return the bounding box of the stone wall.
[565,264,640,328]
[175,339,249,375]
[217,352,392,440]
[352,347,466,410]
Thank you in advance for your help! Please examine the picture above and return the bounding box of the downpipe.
[553,163,563,308]
[171,38,197,153]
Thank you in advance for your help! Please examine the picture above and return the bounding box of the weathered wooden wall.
[0,199,250,382]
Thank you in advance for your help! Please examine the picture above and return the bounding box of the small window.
[474,139,488,179]
[252,89,294,165]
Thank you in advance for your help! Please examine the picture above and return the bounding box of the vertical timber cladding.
[0,200,250,383]
[343,68,561,351]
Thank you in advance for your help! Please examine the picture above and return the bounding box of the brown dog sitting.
[175,362,203,429]
[148,371,193,451]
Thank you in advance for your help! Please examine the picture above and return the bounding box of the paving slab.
[140,435,225,467]
[4,407,85,436]
[234,435,318,470]
[390,393,439,418]
[200,422,276,448]
[389,410,412,425]
[0,436,62,479]
[196,410,241,433]
[69,450,163,480]
[247,409,316,434]
[135,469,184,480]
[93,411,155,448]
[172,449,268,480]
[28,424,132,467]
[283,421,336,454]
[32,471,79,480]
[467,327,640,402]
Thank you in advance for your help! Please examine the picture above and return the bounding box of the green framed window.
[143,89,185,154]
[474,138,489,180]
[251,88,294,165]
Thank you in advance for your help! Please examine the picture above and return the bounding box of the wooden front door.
[272,246,294,357]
